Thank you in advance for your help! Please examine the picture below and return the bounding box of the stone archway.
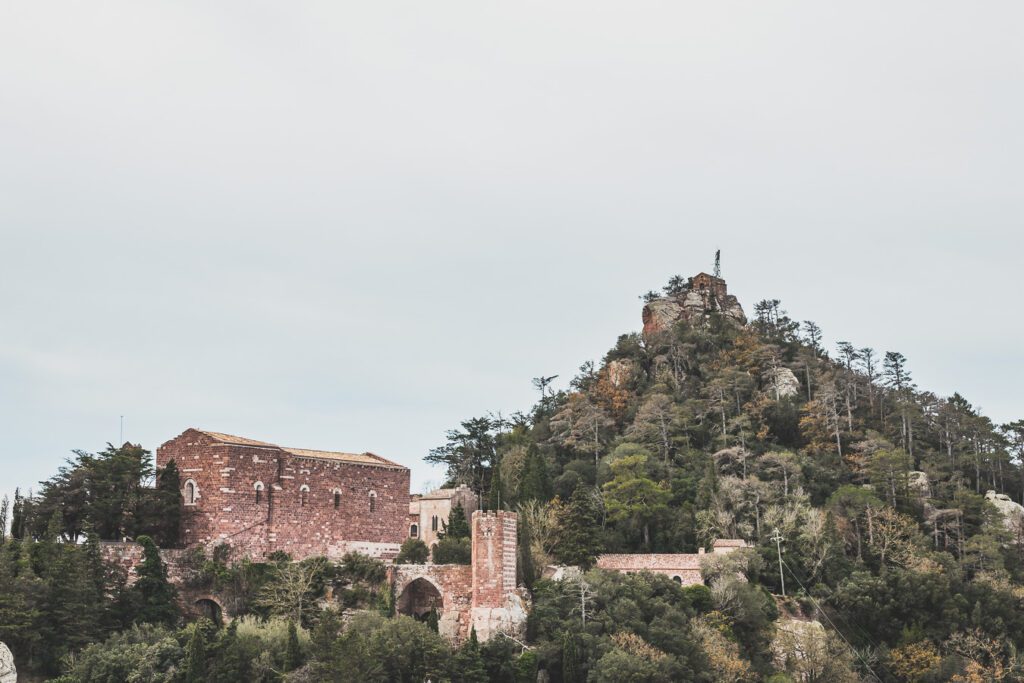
[396,577,443,620]
[195,597,223,625]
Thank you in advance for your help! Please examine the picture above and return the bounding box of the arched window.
[672,575,682,583]
[333,489,342,509]
[431,515,438,531]
[184,480,198,506]
[410,524,419,538]
[368,491,377,512]
[254,481,264,504]
[299,484,310,507]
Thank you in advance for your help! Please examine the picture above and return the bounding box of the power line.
[779,557,886,682]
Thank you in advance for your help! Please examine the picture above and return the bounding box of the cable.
[779,557,886,682]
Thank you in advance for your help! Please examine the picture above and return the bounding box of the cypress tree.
[208,619,244,683]
[183,619,213,683]
[553,485,603,569]
[130,535,178,626]
[519,445,552,503]
[518,508,537,588]
[284,619,302,671]
[562,631,582,683]
[442,503,471,540]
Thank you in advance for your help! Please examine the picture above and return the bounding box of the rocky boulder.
[985,490,1024,534]
[0,641,15,683]
[764,367,801,399]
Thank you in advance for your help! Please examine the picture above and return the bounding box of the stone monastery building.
[158,428,413,559]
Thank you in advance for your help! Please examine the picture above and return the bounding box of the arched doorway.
[396,578,443,620]
[195,598,223,625]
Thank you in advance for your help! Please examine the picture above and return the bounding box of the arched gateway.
[396,577,443,619]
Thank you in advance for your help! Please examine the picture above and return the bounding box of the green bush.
[396,538,430,564]
[433,537,472,564]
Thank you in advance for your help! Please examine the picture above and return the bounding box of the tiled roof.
[195,430,407,470]
[597,554,702,571]
[712,539,748,548]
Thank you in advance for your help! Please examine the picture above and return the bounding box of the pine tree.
[130,535,178,626]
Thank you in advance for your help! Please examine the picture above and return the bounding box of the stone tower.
[470,510,526,640]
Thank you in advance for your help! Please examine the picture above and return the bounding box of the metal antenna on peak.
[120,415,124,444]
[713,249,721,278]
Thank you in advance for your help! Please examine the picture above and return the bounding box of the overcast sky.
[1,2,1021,512]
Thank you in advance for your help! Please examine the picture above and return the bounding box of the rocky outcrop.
[986,490,1024,534]
[908,471,931,500]
[764,367,801,399]
[772,618,828,681]
[606,359,638,388]
[642,273,745,338]
[0,641,15,683]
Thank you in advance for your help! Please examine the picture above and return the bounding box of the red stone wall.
[157,429,410,560]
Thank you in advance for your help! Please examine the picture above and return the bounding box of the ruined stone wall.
[99,542,191,586]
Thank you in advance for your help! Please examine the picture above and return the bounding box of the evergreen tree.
[130,535,178,626]
[553,485,604,569]
[149,459,182,547]
[284,619,302,672]
[518,444,552,503]
[441,503,471,540]
[562,630,582,683]
[488,458,504,510]
[183,619,213,683]
[208,619,244,683]
[451,627,488,683]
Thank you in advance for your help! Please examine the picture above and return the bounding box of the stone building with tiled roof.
[595,538,750,586]
[408,484,478,550]
[157,428,410,560]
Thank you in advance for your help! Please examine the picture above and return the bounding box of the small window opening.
[255,482,264,504]
[369,491,377,512]
[431,515,438,532]
[184,480,198,506]
[334,491,341,509]
[300,485,309,507]
[410,524,419,538]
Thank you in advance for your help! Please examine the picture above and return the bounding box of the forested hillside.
[424,271,1024,681]
[3,271,1024,682]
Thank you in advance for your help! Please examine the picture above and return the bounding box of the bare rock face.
[0,641,15,683]
[606,359,638,388]
[642,273,746,338]
[986,490,1024,534]
[764,367,801,399]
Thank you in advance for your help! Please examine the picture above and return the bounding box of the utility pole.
[771,527,786,596]
[713,249,721,278]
